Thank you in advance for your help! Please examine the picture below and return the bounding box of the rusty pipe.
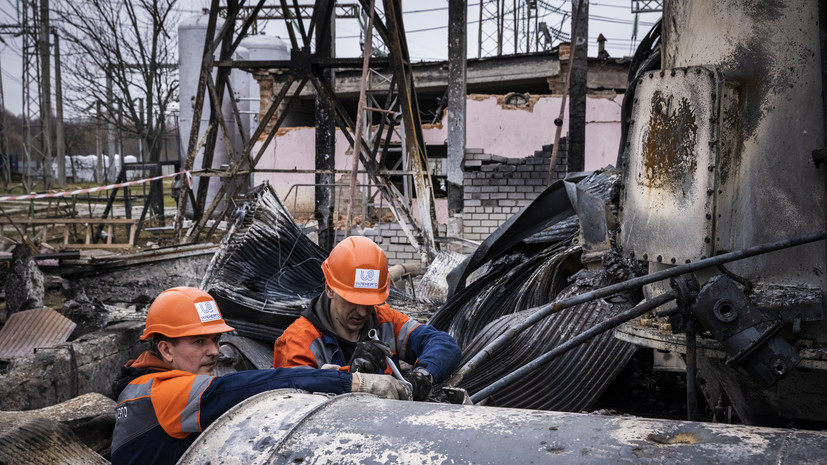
[179,390,827,464]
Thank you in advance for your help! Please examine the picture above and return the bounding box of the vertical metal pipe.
[685,317,698,421]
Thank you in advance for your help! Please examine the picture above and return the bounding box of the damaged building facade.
[248,48,629,262]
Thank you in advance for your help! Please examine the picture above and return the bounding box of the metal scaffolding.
[174,0,439,263]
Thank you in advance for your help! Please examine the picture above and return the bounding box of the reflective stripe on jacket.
[110,360,353,465]
[273,302,462,383]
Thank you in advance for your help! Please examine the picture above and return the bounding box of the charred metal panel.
[663,0,826,304]
[181,390,827,465]
[692,275,801,387]
[0,307,76,361]
[619,66,723,265]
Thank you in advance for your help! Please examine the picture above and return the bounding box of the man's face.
[159,333,222,375]
[327,285,371,339]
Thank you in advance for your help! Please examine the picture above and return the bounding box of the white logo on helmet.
[354,268,380,289]
[194,300,221,322]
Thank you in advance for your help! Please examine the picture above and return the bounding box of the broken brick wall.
[462,141,568,242]
[354,141,567,265]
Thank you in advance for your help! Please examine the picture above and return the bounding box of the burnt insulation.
[457,268,638,411]
[430,170,639,411]
[201,183,424,344]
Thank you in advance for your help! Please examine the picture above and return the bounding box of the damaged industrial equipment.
[2,0,827,464]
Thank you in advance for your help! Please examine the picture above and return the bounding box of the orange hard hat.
[140,287,235,340]
[322,236,390,306]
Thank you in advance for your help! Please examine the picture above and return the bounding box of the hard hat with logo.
[322,236,390,306]
[140,286,235,340]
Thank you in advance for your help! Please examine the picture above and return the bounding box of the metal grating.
[0,307,77,361]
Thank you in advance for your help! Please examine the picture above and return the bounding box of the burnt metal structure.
[612,0,827,426]
[173,0,439,262]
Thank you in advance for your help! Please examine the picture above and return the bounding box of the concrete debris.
[0,320,146,411]
[5,244,45,314]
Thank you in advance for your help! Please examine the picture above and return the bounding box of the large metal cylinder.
[178,15,251,218]
[616,0,827,427]
[179,390,827,464]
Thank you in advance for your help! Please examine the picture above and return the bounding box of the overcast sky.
[0,0,660,117]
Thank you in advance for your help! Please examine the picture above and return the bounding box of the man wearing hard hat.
[273,236,462,402]
[111,286,409,465]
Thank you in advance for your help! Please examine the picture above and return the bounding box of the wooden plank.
[0,218,138,225]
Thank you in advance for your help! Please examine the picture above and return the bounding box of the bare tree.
[55,0,179,170]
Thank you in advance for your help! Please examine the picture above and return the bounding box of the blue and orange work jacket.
[110,351,352,465]
[273,297,462,383]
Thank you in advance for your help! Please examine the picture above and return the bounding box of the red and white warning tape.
[0,171,194,202]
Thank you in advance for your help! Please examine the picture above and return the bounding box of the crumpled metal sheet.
[457,269,638,411]
[0,417,108,465]
[0,307,77,361]
[447,170,619,296]
[414,251,466,303]
[431,170,636,411]
[201,182,426,344]
[201,183,328,343]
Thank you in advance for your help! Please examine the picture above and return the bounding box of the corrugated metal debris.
[431,170,640,411]
[0,307,76,361]
[201,182,436,344]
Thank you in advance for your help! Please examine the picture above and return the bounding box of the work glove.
[404,366,433,401]
[353,372,412,400]
[349,340,393,373]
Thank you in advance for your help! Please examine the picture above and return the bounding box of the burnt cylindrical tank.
[615,0,827,426]
[178,390,827,464]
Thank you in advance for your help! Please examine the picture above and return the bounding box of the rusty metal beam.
[174,0,221,242]
[183,0,440,255]
[309,71,424,251]
[381,0,438,262]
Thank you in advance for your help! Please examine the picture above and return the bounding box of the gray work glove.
[349,340,393,373]
[353,372,412,400]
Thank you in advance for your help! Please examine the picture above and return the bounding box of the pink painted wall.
[253,93,623,214]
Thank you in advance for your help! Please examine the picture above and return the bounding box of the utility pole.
[54,30,65,186]
[96,101,103,183]
[39,0,53,188]
[447,0,467,252]
[315,6,337,251]
[0,54,8,188]
[568,0,589,171]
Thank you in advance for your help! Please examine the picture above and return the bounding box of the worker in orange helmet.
[273,236,462,401]
[111,286,409,465]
